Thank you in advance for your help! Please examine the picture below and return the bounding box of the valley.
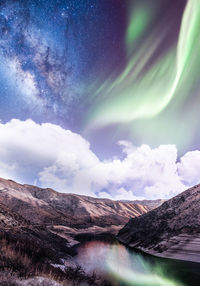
[0,177,199,285]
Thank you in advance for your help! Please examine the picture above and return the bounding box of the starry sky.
[0,0,126,132]
[0,0,200,199]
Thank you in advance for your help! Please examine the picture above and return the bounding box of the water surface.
[72,241,200,286]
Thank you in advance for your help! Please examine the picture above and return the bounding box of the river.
[71,240,200,286]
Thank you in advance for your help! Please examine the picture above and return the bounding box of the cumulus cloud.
[0,119,98,195]
[0,119,199,200]
[177,151,200,186]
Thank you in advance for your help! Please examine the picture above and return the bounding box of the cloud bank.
[0,119,199,200]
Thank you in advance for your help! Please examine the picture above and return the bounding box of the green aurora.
[106,243,184,286]
[85,0,200,154]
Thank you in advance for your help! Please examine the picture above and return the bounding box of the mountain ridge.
[117,184,200,263]
[0,177,156,245]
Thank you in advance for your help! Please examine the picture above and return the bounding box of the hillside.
[0,200,75,262]
[0,177,151,244]
[117,184,200,263]
[0,200,86,284]
[122,199,165,209]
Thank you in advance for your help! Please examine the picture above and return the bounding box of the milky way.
[0,1,72,118]
[0,0,118,127]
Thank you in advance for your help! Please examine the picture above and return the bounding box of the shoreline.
[117,236,200,265]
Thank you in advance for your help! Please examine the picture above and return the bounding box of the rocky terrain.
[133,199,165,209]
[118,184,200,263]
[122,199,165,209]
[0,177,152,245]
[0,201,86,285]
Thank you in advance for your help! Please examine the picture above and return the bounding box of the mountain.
[117,184,200,263]
[122,199,165,209]
[0,177,151,244]
[0,200,74,259]
[0,198,76,261]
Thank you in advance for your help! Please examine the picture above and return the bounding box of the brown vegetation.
[0,232,112,286]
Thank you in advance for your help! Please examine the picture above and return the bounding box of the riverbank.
[118,233,200,264]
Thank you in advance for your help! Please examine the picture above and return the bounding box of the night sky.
[0,0,200,199]
[0,0,126,129]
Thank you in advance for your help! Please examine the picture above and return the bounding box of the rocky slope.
[117,184,200,263]
[0,177,152,244]
[0,200,80,282]
[0,201,75,262]
[122,199,165,209]
[0,196,112,285]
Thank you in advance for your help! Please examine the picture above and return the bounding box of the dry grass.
[0,233,112,286]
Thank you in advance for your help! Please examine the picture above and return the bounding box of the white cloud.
[177,151,200,186]
[0,119,98,194]
[0,119,199,200]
